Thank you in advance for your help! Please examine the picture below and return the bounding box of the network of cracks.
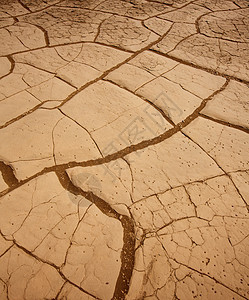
[0,0,248,299]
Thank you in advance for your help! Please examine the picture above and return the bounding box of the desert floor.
[0,0,248,299]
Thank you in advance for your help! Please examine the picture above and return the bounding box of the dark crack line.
[58,108,104,158]
[233,1,242,9]
[54,282,67,300]
[55,75,78,89]
[154,216,201,235]
[149,49,249,85]
[7,20,50,48]
[229,175,249,212]
[94,18,108,43]
[162,74,203,100]
[134,62,180,90]
[15,61,55,75]
[0,244,14,259]
[0,56,15,80]
[200,114,249,134]
[31,23,50,46]
[199,31,248,44]
[181,130,227,173]
[5,27,28,50]
[167,32,198,55]
[17,0,32,12]
[141,20,161,36]
[103,78,175,126]
[51,117,64,165]
[93,0,107,10]
[2,40,134,59]
[55,170,135,300]
[0,101,48,130]
[60,205,93,269]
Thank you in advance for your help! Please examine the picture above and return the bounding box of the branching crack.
[55,170,136,300]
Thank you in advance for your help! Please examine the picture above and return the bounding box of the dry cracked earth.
[0,0,248,299]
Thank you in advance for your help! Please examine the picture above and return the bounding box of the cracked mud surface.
[0,0,248,299]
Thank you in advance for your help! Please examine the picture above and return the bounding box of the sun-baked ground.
[0,0,248,299]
